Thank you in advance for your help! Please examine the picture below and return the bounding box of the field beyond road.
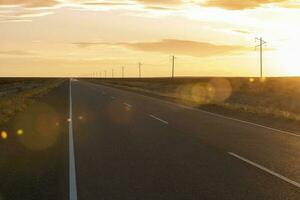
[0,79,64,125]
[87,77,300,133]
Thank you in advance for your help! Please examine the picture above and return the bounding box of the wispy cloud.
[0,0,299,23]
[135,0,182,6]
[0,0,59,8]
[232,29,252,34]
[73,39,253,57]
[0,50,36,56]
[202,0,288,10]
[72,42,104,48]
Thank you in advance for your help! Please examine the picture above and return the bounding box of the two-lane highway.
[69,79,300,199]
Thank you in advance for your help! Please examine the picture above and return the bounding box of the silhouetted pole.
[122,66,125,78]
[171,55,176,79]
[255,37,267,79]
[138,62,142,78]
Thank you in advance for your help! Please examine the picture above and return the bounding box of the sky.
[0,0,300,77]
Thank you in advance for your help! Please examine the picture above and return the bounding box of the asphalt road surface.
[1,79,300,199]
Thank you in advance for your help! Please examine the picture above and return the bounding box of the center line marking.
[123,103,132,107]
[228,152,300,188]
[69,79,78,200]
[149,114,169,124]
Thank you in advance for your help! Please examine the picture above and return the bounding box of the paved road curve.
[70,79,300,199]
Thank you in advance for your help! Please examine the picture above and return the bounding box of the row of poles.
[90,56,177,79]
[88,38,266,79]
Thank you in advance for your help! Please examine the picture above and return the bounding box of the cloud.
[0,50,36,56]
[135,0,182,6]
[80,1,134,7]
[122,39,252,57]
[279,1,300,8]
[232,29,252,34]
[203,0,287,10]
[73,39,252,57]
[0,0,59,8]
[0,0,298,11]
[72,42,103,48]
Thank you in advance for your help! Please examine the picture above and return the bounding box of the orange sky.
[0,0,300,77]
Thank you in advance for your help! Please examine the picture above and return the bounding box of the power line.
[255,37,267,79]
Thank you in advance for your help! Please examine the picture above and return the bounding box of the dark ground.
[0,81,69,200]
[0,78,300,200]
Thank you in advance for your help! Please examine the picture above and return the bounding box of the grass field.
[87,77,300,122]
[0,79,65,125]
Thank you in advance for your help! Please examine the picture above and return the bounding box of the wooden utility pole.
[171,55,176,79]
[138,62,142,78]
[255,37,267,79]
[122,66,125,78]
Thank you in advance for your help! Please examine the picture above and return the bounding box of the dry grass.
[88,77,300,122]
[0,79,64,125]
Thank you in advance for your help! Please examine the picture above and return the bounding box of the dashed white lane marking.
[228,152,300,188]
[149,114,169,124]
[111,96,115,99]
[81,81,300,138]
[69,79,78,200]
[123,103,132,107]
[144,97,300,138]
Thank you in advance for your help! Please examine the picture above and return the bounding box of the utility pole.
[122,66,125,78]
[138,62,142,78]
[255,37,267,79]
[171,55,176,79]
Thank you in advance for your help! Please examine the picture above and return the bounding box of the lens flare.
[175,78,232,106]
[17,129,24,136]
[1,131,8,140]
[13,103,60,151]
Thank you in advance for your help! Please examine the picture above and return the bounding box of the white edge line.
[149,114,169,124]
[153,99,300,138]
[228,152,300,188]
[81,81,300,138]
[197,109,300,138]
[69,79,78,200]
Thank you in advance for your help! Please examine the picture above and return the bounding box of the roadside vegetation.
[88,77,300,122]
[0,79,64,125]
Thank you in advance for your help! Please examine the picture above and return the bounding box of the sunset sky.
[0,0,300,77]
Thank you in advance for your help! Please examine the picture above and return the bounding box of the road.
[1,79,300,199]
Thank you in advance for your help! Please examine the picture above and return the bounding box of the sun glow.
[0,1,300,77]
[273,39,300,76]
